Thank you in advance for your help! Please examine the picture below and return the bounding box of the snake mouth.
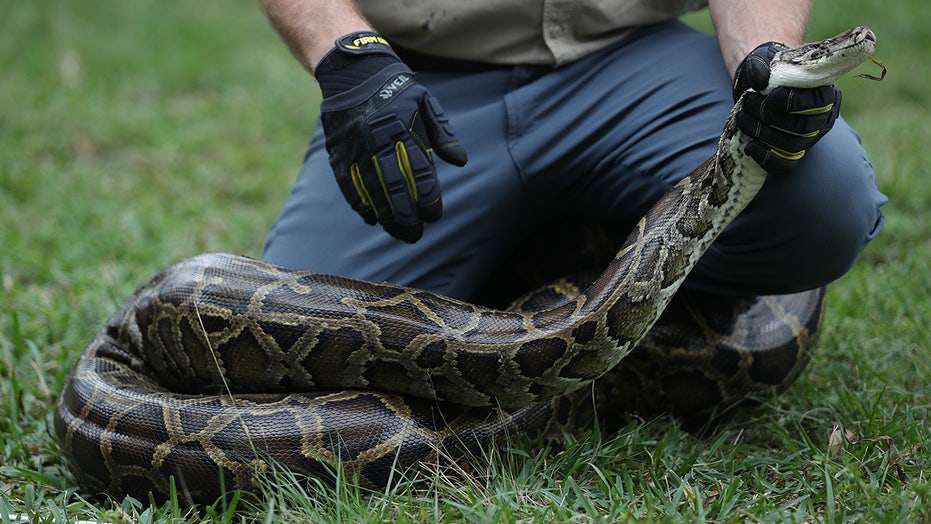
[840,26,877,53]
[845,27,885,81]
[847,26,877,52]
[778,25,877,78]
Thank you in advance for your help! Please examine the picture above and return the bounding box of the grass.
[2,0,929,521]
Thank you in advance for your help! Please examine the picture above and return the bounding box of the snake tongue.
[857,55,887,81]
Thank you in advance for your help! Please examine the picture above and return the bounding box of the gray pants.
[263,21,886,300]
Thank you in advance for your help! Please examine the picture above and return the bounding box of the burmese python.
[55,27,879,504]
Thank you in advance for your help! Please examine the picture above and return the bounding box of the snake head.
[765,26,877,91]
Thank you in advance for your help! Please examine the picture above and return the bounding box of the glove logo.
[347,34,391,49]
[379,74,411,100]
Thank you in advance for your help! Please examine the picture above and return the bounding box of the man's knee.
[777,187,885,289]
[782,122,886,286]
[688,121,886,295]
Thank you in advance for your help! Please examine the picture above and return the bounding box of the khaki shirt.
[357,0,708,67]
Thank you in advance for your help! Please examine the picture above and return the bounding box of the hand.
[732,42,842,173]
[315,32,467,243]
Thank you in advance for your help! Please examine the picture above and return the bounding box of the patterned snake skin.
[54,27,878,504]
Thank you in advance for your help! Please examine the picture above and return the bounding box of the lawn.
[2,1,929,521]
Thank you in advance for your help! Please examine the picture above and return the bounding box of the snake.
[54,26,880,504]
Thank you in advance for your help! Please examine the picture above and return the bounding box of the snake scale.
[55,27,879,504]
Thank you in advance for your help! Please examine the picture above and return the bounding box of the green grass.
[2,0,929,521]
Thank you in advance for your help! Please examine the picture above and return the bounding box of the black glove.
[314,31,467,243]
[732,42,842,173]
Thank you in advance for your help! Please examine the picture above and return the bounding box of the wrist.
[314,31,404,98]
[315,31,399,73]
[708,0,810,76]
[259,0,376,72]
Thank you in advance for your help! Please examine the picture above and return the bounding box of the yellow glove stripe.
[771,125,821,139]
[350,163,375,212]
[790,102,834,116]
[394,141,418,202]
[769,146,807,161]
[371,156,395,215]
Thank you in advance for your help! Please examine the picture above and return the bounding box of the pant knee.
[778,194,885,289]
[687,121,887,295]
[781,124,886,287]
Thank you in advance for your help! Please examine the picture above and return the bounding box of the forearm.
[259,0,372,71]
[708,0,811,77]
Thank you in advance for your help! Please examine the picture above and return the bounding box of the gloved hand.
[314,31,468,243]
[732,42,842,173]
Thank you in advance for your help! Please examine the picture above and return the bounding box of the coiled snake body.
[55,27,878,504]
